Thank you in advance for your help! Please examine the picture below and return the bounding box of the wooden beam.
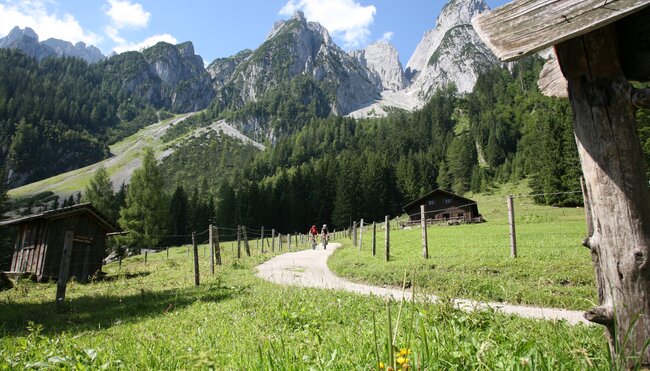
[473,0,650,61]
[556,25,650,367]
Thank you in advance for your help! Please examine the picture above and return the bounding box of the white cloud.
[0,1,101,45]
[279,0,376,49]
[112,33,177,54]
[104,0,150,29]
[105,26,125,44]
[381,31,393,42]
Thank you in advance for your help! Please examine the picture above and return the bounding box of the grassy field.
[0,237,608,369]
[329,183,597,311]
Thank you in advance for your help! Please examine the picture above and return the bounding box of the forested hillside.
[0,41,213,187]
[157,56,586,234]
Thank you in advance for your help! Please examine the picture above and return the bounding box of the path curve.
[256,243,590,325]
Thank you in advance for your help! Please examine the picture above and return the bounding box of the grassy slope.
[0,241,606,369]
[329,182,597,310]
[7,113,195,200]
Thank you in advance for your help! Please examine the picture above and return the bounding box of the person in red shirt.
[309,225,318,248]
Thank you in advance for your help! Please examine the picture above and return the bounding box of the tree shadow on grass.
[0,281,239,337]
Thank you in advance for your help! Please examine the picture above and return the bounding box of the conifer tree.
[118,148,167,250]
[83,166,117,222]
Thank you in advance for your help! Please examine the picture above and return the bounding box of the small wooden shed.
[402,189,480,223]
[0,203,119,282]
[473,0,650,366]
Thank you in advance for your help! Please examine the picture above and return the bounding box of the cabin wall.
[406,194,479,221]
[10,221,49,278]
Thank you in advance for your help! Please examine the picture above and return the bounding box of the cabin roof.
[0,203,120,233]
[402,189,477,211]
[472,0,650,61]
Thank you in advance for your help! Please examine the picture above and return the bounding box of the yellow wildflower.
[379,361,385,369]
[396,356,407,365]
[398,348,412,357]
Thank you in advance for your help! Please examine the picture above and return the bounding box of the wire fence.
[2,188,587,308]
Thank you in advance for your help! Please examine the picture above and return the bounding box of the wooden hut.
[0,203,119,282]
[473,1,650,366]
[402,189,480,223]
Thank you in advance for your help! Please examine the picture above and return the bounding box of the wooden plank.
[472,0,650,61]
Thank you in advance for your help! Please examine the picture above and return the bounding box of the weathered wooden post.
[192,232,199,286]
[242,226,251,257]
[118,254,122,271]
[55,230,74,310]
[260,226,265,253]
[288,233,292,251]
[209,225,215,274]
[372,222,377,256]
[421,205,428,259]
[295,233,298,248]
[279,233,283,251]
[144,251,148,265]
[237,225,242,259]
[271,229,276,252]
[352,221,358,247]
[359,219,364,251]
[507,195,517,258]
[385,216,390,262]
[474,4,650,365]
[214,226,222,266]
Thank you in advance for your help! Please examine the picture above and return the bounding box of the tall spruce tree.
[168,185,189,246]
[118,148,167,250]
[82,166,117,223]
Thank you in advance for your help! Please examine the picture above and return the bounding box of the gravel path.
[256,243,590,325]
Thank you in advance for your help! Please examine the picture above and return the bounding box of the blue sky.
[0,0,508,66]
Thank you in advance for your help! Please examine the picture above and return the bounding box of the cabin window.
[444,198,452,205]
[428,200,437,206]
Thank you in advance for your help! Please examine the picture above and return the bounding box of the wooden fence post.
[352,221,358,247]
[288,233,292,251]
[166,246,169,259]
[295,233,298,248]
[421,205,428,259]
[242,226,251,257]
[118,255,122,271]
[372,222,377,256]
[209,225,215,274]
[507,195,517,258]
[359,219,364,250]
[144,251,148,265]
[279,233,283,251]
[385,216,390,262]
[192,232,200,286]
[55,230,74,310]
[214,226,222,266]
[261,226,265,253]
[271,229,276,252]
[237,225,242,259]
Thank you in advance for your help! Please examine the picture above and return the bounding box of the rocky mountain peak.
[405,0,489,80]
[352,41,406,91]
[437,0,489,30]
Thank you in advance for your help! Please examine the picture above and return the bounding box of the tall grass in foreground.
[1,239,607,369]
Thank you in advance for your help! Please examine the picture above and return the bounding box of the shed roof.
[402,189,477,211]
[0,203,120,233]
[472,0,650,61]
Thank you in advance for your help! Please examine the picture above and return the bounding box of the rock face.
[405,0,497,100]
[142,41,216,112]
[207,49,253,90]
[42,38,105,63]
[351,41,406,91]
[0,26,105,63]
[221,11,380,115]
